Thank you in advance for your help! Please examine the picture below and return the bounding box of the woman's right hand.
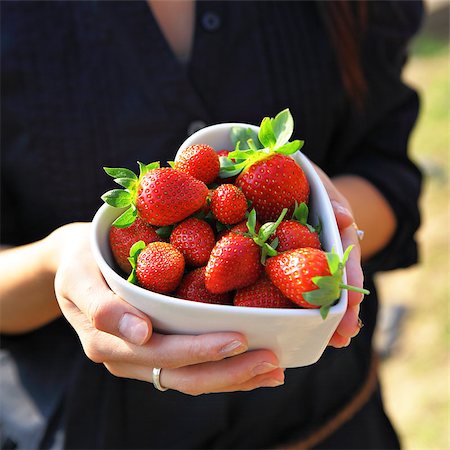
[51,222,284,395]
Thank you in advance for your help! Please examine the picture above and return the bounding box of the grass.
[374,20,450,450]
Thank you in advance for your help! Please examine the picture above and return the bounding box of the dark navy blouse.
[1,1,423,449]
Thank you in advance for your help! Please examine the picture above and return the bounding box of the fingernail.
[252,362,279,376]
[220,340,247,357]
[118,313,149,345]
[332,201,352,218]
[260,378,284,388]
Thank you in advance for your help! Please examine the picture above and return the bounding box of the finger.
[328,331,351,348]
[331,200,355,231]
[55,258,153,345]
[340,225,365,307]
[159,350,283,395]
[105,356,285,394]
[335,304,361,339]
[72,325,249,368]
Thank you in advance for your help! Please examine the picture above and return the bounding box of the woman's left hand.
[313,165,365,348]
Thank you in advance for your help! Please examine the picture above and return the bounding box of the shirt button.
[201,11,221,32]
[187,120,207,136]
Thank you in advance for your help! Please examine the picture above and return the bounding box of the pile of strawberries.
[102,110,366,319]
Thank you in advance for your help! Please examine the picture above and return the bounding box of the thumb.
[56,264,153,345]
[92,290,154,345]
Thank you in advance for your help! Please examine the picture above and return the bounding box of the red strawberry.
[170,217,216,267]
[272,202,321,252]
[205,233,262,294]
[273,220,321,252]
[109,216,162,273]
[219,109,309,222]
[234,277,296,308]
[175,267,232,305]
[128,241,185,293]
[216,149,232,158]
[102,162,208,227]
[205,208,288,294]
[210,184,248,225]
[235,153,309,223]
[136,168,208,226]
[265,246,369,319]
[174,144,220,184]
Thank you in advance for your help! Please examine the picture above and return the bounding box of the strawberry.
[173,144,220,184]
[210,184,248,225]
[128,241,185,293]
[234,277,296,308]
[175,267,232,305]
[205,208,287,294]
[235,153,309,223]
[265,246,369,319]
[109,216,162,273]
[170,217,216,267]
[216,149,232,158]
[205,233,262,294]
[102,162,208,227]
[219,109,309,222]
[272,203,321,252]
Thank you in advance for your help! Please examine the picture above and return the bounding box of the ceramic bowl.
[91,122,347,368]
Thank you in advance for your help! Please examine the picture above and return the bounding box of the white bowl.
[91,123,347,368]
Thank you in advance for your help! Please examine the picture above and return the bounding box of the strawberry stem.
[339,283,370,295]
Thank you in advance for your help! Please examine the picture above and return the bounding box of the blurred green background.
[374,1,449,449]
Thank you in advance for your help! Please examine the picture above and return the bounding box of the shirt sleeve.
[324,0,424,275]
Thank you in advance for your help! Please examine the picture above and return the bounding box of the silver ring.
[152,368,168,391]
[352,223,365,241]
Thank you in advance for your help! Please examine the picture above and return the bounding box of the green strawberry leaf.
[230,127,263,150]
[114,177,137,190]
[272,108,294,147]
[258,117,277,149]
[246,209,257,235]
[270,237,279,250]
[112,205,138,228]
[127,240,146,284]
[219,159,248,178]
[101,189,132,208]
[326,252,342,276]
[315,218,323,236]
[228,149,255,160]
[320,304,332,320]
[293,202,309,224]
[341,245,353,266]
[138,161,160,178]
[104,167,138,180]
[246,139,259,151]
[275,140,303,155]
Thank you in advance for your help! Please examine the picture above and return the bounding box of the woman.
[0,1,423,448]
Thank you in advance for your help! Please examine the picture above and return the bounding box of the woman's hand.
[51,223,284,394]
[312,166,365,348]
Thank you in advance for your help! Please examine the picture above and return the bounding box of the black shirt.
[1,1,423,448]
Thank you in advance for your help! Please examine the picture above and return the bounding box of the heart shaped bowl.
[91,123,347,368]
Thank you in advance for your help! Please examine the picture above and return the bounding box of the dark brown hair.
[321,1,368,108]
